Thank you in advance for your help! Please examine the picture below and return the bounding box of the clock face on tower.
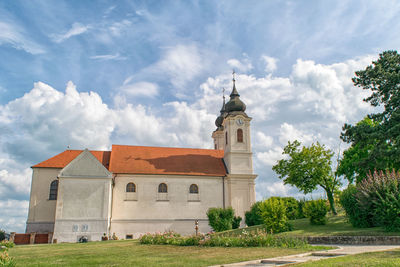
[236,118,244,126]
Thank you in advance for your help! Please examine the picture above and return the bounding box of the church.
[26,77,258,243]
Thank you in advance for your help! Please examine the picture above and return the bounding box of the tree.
[340,50,400,181]
[337,117,384,183]
[272,140,341,215]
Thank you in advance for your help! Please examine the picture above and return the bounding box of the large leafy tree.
[340,50,400,182]
[273,141,341,215]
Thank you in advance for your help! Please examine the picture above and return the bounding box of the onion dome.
[225,77,246,113]
[215,95,226,128]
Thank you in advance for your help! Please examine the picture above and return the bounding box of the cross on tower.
[232,69,236,81]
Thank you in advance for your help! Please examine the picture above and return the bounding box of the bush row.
[245,197,307,228]
[139,230,309,248]
[340,170,400,231]
[245,197,329,231]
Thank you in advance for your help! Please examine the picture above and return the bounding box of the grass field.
[8,240,327,267]
[297,248,400,266]
[218,213,400,237]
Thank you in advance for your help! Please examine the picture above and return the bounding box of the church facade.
[26,79,257,243]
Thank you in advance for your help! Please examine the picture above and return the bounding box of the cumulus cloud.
[0,54,376,232]
[0,21,45,54]
[52,22,90,43]
[227,57,253,72]
[262,55,278,73]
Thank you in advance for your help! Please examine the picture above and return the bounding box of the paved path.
[209,245,400,267]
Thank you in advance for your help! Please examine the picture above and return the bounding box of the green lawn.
[9,240,327,267]
[297,249,400,267]
[281,214,400,237]
[218,213,400,237]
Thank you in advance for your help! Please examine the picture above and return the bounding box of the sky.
[1,0,400,233]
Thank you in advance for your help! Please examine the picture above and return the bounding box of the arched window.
[126,182,136,192]
[158,183,167,193]
[225,131,228,145]
[237,129,243,143]
[49,180,58,200]
[189,184,199,194]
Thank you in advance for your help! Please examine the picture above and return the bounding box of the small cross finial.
[232,69,236,81]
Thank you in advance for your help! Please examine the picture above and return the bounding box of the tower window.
[189,184,199,194]
[49,180,58,200]
[158,183,168,193]
[237,129,243,143]
[225,131,228,145]
[126,182,136,192]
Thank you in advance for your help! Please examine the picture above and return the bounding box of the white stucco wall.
[110,174,224,239]
[52,177,112,243]
[26,168,61,233]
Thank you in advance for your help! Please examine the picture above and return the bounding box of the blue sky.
[1,0,399,233]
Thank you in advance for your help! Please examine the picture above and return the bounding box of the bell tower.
[213,71,257,223]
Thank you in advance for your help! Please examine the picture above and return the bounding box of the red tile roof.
[32,145,227,177]
[32,150,111,169]
[109,145,226,176]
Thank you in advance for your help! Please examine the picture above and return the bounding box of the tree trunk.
[326,189,337,215]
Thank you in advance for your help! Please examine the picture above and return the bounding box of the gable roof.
[109,145,226,176]
[59,149,112,178]
[32,145,227,177]
[32,150,111,169]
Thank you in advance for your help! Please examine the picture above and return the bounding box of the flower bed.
[139,230,309,248]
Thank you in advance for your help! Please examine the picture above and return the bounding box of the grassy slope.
[297,249,400,267]
[218,213,400,237]
[9,240,325,267]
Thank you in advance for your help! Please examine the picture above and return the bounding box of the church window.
[225,131,228,145]
[126,182,136,192]
[189,184,199,194]
[237,129,243,143]
[49,180,58,200]
[158,183,167,193]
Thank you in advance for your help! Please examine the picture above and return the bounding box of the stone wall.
[306,236,400,245]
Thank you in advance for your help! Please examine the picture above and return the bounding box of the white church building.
[26,78,257,243]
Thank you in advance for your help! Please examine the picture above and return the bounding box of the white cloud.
[0,21,45,54]
[256,132,273,148]
[0,54,376,232]
[90,53,127,61]
[262,55,278,73]
[227,58,253,72]
[120,82,159,98]
[52,22,90,43]
[278,123,316,146]
[0,168,31,194]
[121,44,207,98]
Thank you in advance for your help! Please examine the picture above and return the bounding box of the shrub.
[259,198,291,233]
[207,207,237,232]
[358,170,400,231]
[0,240,14,249]
[270,197,300,220]
[232,216,242,229]
[0,230,5,241]
[297,198,307,219]
[139,229,310,248]
[303,199,328,225]
[245,201,263,226]
[340,185,372,228]
[0,251,16,267]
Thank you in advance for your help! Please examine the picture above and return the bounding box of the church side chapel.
[26,75,258,243]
